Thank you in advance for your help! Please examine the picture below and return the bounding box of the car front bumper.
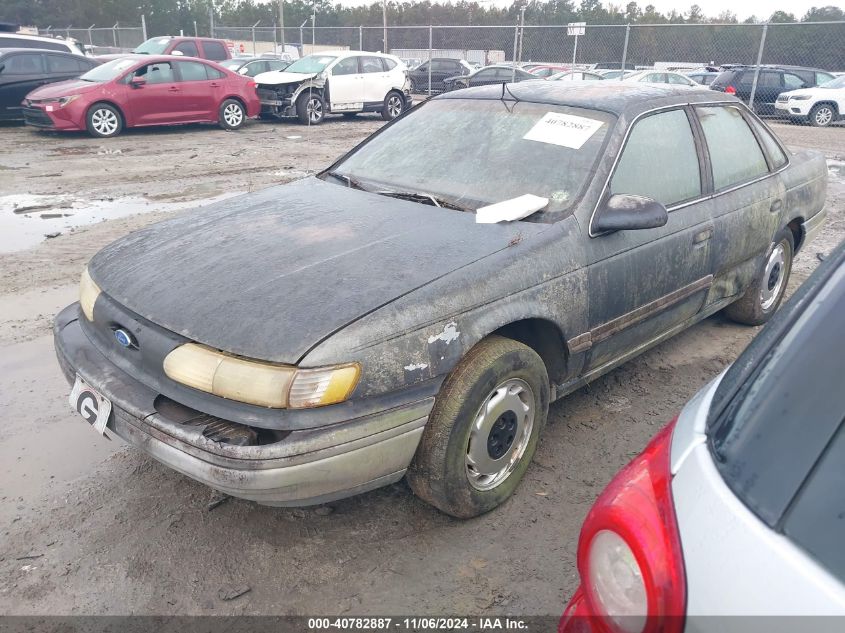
[54,304,432,506]
[775,100,813,117]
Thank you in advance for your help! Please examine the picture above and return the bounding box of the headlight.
[163,342,360,409]
[79,267,102,321]
[790,95,812,101]
[58,94,81,107]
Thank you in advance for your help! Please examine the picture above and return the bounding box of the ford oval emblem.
[114,328,136,348]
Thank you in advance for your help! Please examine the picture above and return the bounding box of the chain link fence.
[41,25,145,53]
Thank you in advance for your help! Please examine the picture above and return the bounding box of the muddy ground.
[0,116,843,618]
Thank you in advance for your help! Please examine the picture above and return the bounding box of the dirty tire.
[407,335,549,519]
[219,99,246,130]
[86,103,123,138]
[725,228,794,326]
[809,103,836,127]
[381,91,405,121]
[296,91,324,125]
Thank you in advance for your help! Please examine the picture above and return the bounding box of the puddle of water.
[827,159,845,181]
[0,192,240,253]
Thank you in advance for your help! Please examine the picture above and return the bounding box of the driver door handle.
[167,86,180,92]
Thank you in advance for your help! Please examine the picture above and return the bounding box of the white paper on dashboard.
[475,194,549,224]
[523,112,604,149]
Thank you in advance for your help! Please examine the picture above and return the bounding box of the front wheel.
[86,103,122,138]
[381,91,405,121]
[809,103,836,127]
[725,228,794,326]
[407,335,549,518]
[296,91,324,125]
[219,99,246,130]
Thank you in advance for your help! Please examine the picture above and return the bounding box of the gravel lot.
[0,115,843,617]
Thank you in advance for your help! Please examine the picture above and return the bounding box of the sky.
[318,0,836,22]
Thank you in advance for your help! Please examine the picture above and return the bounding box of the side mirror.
[129,76,146,88]
[593,194,669,233]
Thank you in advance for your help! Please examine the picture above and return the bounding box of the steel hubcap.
[816,107,833,125]
[308,98,322,122]
[466,378,535,491]
[224,103,243,126]
[92,109,117,135]
[760,242,787,310]
[387,96,402,118]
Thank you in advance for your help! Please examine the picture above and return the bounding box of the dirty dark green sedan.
[55,82,826,517]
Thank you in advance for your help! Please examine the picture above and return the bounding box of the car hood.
[780,88,816,98]
[27,79,102,100]
[254,70,316,86]
[88,177,541,364]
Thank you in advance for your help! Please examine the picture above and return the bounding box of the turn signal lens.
[725,85,736,95]
[79,267,102,321]
[288,364,361,408]
[163,344,360,409]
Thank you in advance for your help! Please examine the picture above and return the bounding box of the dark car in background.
[22,55,259,137]
[711,64,835,115]
[443,65,536,91]
[560,239,845,632]
[408,57,473,92]
[0,48,99,120]
[687,70,719,85]
[221,56,290,78]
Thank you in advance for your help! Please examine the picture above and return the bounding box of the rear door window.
[3,53,44,74]
[610,108,701,207]
[202,41,228,61]
[46,54,86,73]
[173,40,199,57]
[137,62,175,84]
[695,105,769,190]
[176,61,210,82]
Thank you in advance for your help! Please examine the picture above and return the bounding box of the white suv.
[254,50,411,124]
[776,74,845,127]
[0,33,86,56]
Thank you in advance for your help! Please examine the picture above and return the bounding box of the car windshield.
[79,58,137,82]
[329,98,615,219]
[284,54,337,74]
[820,74,845,88]
[133,37,172,55]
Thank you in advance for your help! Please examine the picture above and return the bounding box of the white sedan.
[775,74,844,126]
[623,70,698,87]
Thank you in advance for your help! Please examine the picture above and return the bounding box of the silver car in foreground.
[560,239,845,632]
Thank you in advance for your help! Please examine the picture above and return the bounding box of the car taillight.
[246,80,256,90]
[560,419,685,633]
[725,85,736,95]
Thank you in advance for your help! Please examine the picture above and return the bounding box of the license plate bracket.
[69,375,112,436]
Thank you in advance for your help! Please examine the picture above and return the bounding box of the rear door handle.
[168,86,180,92]
[770,199,784,214]
[210,82,220,87]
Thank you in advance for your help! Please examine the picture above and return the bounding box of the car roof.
[0,47,81,55]
[437,81,734,116]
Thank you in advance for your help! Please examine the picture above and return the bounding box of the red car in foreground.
[22,55,260,137]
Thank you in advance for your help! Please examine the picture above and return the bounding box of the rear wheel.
[381,91,405,121]
[725,228,794,326]
[407,335,549,518]
[296,91,324,125]
[809,103,836,127]
[219,99,246,130]
[86,103,122,138]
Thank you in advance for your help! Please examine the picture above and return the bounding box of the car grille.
[22,107,54,128]
[257,87,281,101]
[777,95,789,103]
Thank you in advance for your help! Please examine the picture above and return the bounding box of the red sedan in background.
[21,55,260,138]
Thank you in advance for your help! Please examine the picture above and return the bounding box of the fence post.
[517,5,526,63]
[88,24,95,47]
[112,23,118,47]
[278,0,286,51]
[748,23,768,111]
[252,20,261,55]
[141,15,147,41]
[273,22,278,51]
[209,6,215,38]
[194,21,198,37]
[512,22,519,81]
[359,25,363,51]
[428,25,433,96]
[299,24,305,50]
[620,24,630,79]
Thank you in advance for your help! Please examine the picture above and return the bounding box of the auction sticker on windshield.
[523,112,604,149]
[69,375,112,436]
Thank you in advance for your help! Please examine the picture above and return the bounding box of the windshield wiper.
[376,189,469,211]
[327,171,367,190]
